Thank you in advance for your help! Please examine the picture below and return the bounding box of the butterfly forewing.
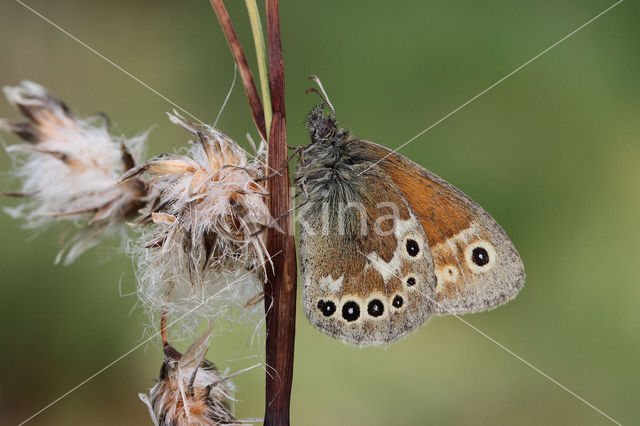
[350,139,525,315]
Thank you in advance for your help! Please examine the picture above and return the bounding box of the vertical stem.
[264,0,296,424]
[210,0,268,142]
[245,0,272,136]
[209,0,295,421]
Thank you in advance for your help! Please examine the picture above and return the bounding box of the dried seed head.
[124,113,272,331]
[0,81,149,264]
[139,331,237,425]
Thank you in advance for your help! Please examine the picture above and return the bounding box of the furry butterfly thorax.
[296,103,525,347]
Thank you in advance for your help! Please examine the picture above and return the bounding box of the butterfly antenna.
[307,74,335,114]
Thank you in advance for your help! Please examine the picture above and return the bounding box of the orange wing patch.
[372,154,474,245]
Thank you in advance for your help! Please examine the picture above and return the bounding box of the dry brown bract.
[0,81,148,264]
[122,113,272,329]
[139,331,238,425]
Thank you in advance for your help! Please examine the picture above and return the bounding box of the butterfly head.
[305,103,350,146]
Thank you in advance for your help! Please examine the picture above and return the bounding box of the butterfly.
[294,79,525,346]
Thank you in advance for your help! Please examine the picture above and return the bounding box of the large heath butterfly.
[295,78,525,346]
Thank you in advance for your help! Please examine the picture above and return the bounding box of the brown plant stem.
[264,1,297,424]
[209,1,296,423]
[209,0,268,142]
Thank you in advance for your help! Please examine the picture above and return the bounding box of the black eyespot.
[317,300,336,317]
[472,247,490,266]
[406,277,416,287]
[392,295,404,308]
[406,239,420,257]
[342,301,360,322]
[367,299,384,317]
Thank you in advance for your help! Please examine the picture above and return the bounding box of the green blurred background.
[1,0,638,424]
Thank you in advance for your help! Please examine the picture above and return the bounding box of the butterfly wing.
[346,139,525,315]
[298,163,437,346]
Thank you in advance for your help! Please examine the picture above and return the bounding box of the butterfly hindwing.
[298,164,436,346]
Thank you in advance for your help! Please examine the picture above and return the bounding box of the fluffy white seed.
[124,113,272,335]
[0,81,149,264]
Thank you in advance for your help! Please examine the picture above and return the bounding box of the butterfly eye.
[342,301,360,322]
[367,299,384,317]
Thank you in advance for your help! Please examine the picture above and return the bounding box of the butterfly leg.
[256,146,305,182]
[298,179,311,201]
